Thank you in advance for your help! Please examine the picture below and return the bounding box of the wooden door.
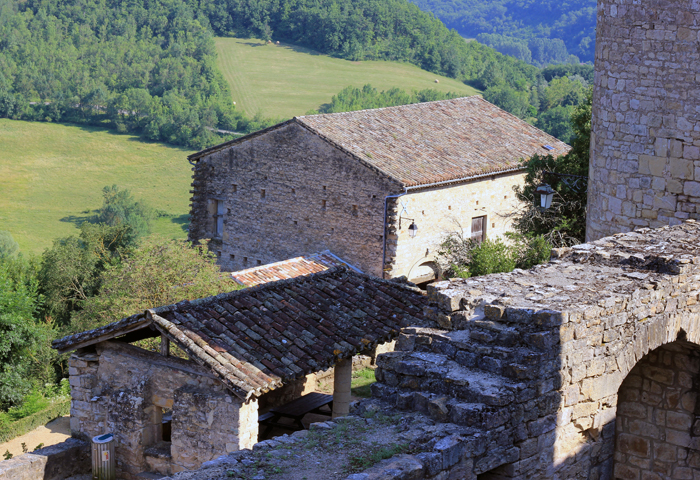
[471,216,485,242]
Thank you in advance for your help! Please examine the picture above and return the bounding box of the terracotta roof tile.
[230,251,362,287]
[297,96,570,187]
[52,268,431,400]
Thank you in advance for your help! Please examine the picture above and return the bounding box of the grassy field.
[215,37,481,119]
[0,120,195,255]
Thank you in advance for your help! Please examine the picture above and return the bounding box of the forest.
[0,0,593,147]
[408,0,597,64]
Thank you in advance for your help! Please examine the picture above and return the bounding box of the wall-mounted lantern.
[408,221,418,238]
[534,183,555,210]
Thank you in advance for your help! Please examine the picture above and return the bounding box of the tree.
[0,231,19,258]
[0,257,54,409]
[39,223,132,327]
[71,236,240,333]
[512,89,591,246]
[91,185,155,245]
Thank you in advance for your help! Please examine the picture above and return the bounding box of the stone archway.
[407,260,441,287]
[613,339,700,479]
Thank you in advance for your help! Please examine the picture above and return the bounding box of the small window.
[492,223,495,228]
[243,257,248,266]
[323,186,327,191]
[230,254,235,261]
[322,200,327,210]
[293,220,298,225]
[352,205,358,216]
[476,200,479,206]
[291,188,296,194]
[261,189,266,199]
[212,199,224,237]
[448,205,451,210]
[257,260,262,265]
[232,184,238,193]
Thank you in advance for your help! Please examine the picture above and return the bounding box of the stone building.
[52,268,429,479]
[187,96,569,282]
[587,0,700,240]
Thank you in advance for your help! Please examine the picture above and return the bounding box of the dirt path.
[0,415,71,458]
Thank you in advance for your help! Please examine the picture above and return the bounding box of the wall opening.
[408,261,440,289]
[613,340,700,480]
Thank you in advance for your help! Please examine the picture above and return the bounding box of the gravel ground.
[0,415,71,458]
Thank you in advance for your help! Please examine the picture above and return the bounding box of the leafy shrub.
[0,232,19,259]
[437,231,552,278]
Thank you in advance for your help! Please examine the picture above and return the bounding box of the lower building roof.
[52,267,431,400]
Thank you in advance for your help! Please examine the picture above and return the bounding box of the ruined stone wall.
[70,341,255,479]
[188,122,401,277]
[385,171,526,281]
[614,341,700,479]
[0,438,89,480]
[587,0,700,240]
[372,221,700,479]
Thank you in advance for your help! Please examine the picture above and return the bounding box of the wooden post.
[160,335,170,357]
[332,358,352,418]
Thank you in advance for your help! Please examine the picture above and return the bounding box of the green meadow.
[215,37,481,119]
[0,120,196,255]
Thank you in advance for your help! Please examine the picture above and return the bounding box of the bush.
[437,232,552,278]
[0,232,19,259]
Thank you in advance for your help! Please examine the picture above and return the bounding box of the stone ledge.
[0,438,90,480]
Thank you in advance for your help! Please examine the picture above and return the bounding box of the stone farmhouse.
[51,268,429,479]
[186,96,570,283]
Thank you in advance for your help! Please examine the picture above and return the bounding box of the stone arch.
[613,339,700,479]
[407,259,441,286]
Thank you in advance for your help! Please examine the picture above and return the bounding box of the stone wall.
[0,438,89,480]
[69,341,256,479]
[614,341,700,479]
[188,122,400,277]
[587,0,700,240]
[385,171,526,281]
[372,221,700,478]
[188,122,526,279]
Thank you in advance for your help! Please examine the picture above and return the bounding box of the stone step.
[372,385,512,430]
[375,352,523,406]
[397,328,547,381]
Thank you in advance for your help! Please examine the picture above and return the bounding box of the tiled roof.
[188,96,570,188]
[230,251,362,287]
[296,96,570,187]
[52,268,431,400]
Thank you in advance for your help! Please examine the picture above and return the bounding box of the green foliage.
[39,222,132,327]
[91,185,155,246]
[0,256,55,409]
[512,90,591,246]
[0,397,70,444]
[437,232,552,278]
[71,236,239,333]
[0,0,273,149]
[0,231,19,259]
[2,450,10,460]
[311,84,461,114]
[409,0,596,63]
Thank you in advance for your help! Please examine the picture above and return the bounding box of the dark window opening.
[352,205,358,216]
[232,184,237,193]
[162,409,172,443]
[243,257,248,266]
[230,254,235,261]
[322,200,327,210]
[261,189,266,199]
[257,260,262,265]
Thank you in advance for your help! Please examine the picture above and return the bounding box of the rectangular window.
[232,184,238,193]
[210,199,224,237]
[322,200,327,210]
[471,216,486,243]
[261,189,266,199]
[352,205,358,216]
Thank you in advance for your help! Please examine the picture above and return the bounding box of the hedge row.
[0,398,71,444]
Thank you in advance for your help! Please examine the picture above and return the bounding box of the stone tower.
[587,0,700,241]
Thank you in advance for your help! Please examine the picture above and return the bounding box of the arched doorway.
[613,339,700,479]
[407,261,441,289]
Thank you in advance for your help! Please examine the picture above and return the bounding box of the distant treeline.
[0,0,593,147]
[408,0,597,64]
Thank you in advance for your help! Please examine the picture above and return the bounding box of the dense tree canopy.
[408,0,596,64]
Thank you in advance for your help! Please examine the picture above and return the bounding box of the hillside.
[0,120,194,255]
[408,0,597,64]
[214,38,480,119]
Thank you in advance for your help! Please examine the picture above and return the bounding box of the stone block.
[433,435,465,469]
[355,454,423,480]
